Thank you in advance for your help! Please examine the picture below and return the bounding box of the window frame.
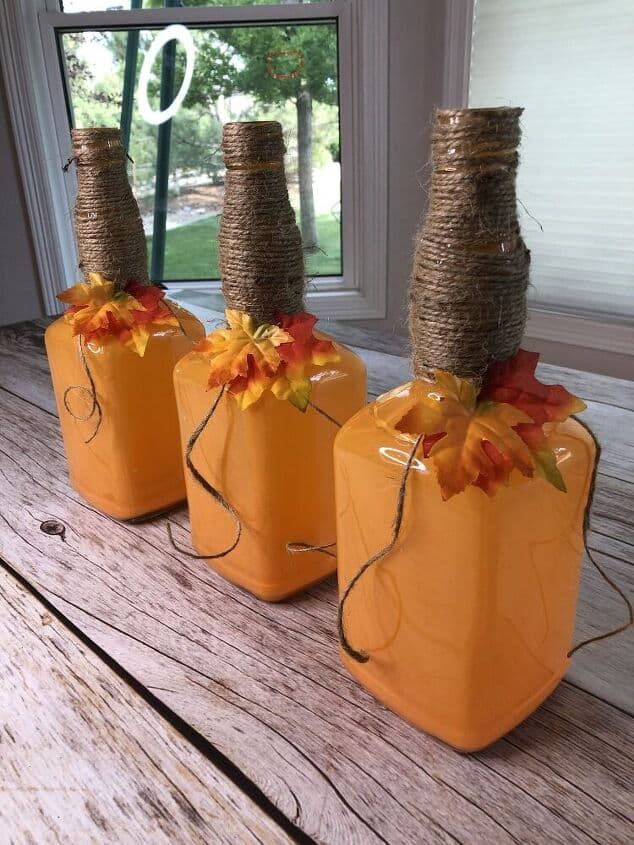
[0,0,387,320]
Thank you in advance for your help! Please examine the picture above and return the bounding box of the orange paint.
[174,339,366,600]
[334,381,595,751]
[45,304,204,520]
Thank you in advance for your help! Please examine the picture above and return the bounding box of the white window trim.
[441,0,633,360]
[0,0,387,320]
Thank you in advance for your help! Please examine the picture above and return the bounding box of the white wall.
[0,71,44,326]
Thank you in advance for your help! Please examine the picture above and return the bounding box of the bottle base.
[341,650,566,752]
[69,475,185,523]
[192,543,337,602]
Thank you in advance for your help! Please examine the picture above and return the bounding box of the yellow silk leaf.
[198,309,293,389]
[396,371,478,438]
[270,371,312,411]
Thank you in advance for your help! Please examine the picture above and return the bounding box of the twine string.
[167,386,242,560]
[62,338,103,444]
[567,417,633,655]
[338,433,425,663]
[286,400,342,556]
[71,127,149,288]
[410,108,529,380]
[219,122,305,323]
[307,399,342,428]
[287,542,337,558]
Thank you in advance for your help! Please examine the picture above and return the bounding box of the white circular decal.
[138,24,196,126]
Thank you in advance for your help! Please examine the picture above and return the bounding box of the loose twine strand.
[167,385,242,560]
[168,386,341,560]
[62,338,103,444]
[410,107,529,380]
[338,424,632,663]
[338,434,425,662]
[219,122,306,323]
[567,417,633,655]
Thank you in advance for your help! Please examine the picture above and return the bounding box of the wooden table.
[0,317,632,844]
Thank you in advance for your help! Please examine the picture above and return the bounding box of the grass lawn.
[149,213,342,281]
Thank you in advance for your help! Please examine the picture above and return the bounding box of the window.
[469,0,634,322]
[61,22,342,282]
[0,0,387,319]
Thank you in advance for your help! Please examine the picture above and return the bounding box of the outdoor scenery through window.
[60,16,342,283]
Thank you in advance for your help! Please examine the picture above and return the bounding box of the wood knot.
[39,519,66,542]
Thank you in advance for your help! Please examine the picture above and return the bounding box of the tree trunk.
[296,88,319,251]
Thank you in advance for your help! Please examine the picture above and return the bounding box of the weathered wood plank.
[0,319,57,415]
[0,566,291,845]
[0,385,631,844]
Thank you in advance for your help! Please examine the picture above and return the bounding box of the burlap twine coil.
[218,121,305,323]
[71,127,149,287]
[409,107,529,380]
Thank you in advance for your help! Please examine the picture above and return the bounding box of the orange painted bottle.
[173,122,366,600]
[333,108,596,751]
[45,128,204,521]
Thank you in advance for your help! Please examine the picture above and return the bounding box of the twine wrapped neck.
[218,121,305,323]
[71,127,149,287]
[409,107,529,380]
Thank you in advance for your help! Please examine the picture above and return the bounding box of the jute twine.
[409,107,529,380]
[218,121,305,323]
[70,127,149,287]
[338,107,631,663]
[62,128,149,443]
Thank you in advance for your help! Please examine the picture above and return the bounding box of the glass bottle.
[174,121,366,600]
[333,108,595,751]
[45,128,204,520]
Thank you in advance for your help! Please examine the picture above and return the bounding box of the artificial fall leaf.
[271,313,340,411]
[198,310,339,411]
[196,309,292,405]
[398,349,586,499]
[480,349,586,425]
[276,313,340,369]
[428,398,534,500]
[57,273,179,356]
[227,356,274,410]
[396,372,475,441]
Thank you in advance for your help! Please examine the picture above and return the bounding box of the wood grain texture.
[0,345,632,845]
[0,566,290,845]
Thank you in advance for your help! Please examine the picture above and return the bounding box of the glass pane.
[60,22,341,283]
[62,2,331,12]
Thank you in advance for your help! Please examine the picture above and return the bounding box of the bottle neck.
[409,108,529,379]
[218,123,305,324]
[72,129,148,288]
